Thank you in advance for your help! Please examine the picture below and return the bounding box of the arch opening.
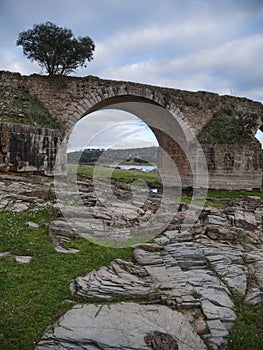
[255,128,263,149]
[67,109,159,153]
[55,96,209,248]
[66,97,208,190]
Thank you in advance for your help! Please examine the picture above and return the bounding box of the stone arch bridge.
[0,71,263,189]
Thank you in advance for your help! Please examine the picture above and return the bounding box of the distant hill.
[67,146,158,165]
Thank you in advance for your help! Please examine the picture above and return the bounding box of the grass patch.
[191,289,202,299]
[180,196,228,208]
[68,164,161,187]
[0,86,62,129]
[207,190,263,199]
[0,208,132,349]
[198,111,258,144]
[69,164,262,208]
[226,301,263,350]
[181,189,262,208]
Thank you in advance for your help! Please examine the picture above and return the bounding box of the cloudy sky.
[1,0,263,149]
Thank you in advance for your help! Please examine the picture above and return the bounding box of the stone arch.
[63,86,208,189]
[63,85,196,139]
[1,71,262,189]
[259,116,263,132]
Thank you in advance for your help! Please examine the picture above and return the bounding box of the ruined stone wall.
[0,122,65,176]
[0,71,262,189]
[157,125,262,190]
[202,142,262,190]
[0,71,262,134]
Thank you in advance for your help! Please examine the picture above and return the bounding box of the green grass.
[0,208,132,349]
[68,164,161,187]
[0,86,62,129]
[68,164,263,209]
[226,301,263,350]
[198,112,258,144]
[207,190,263,199]
[69,164,263,200]
[181,189,263,207]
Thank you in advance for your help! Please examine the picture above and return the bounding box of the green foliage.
[0,208,132,349]
[16,22,95,76]
[0,86,62,128]
[67,147,158,165]
[226,301,263,350]
[191,289,202,299]
[198,111,259,144]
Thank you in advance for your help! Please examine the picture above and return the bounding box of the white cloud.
[67,110,158,151]
[93,34,263,103]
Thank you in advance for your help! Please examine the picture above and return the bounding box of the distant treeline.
[67,147,158,165]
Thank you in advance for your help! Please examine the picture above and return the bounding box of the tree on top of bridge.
[16,21,95,76]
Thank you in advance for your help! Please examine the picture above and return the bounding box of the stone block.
[206,225,237,241]
[205,215,229,226]
[235,210,258,230]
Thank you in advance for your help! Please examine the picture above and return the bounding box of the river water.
[112,165,157,172]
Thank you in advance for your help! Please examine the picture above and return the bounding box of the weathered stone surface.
[2,172,262,350]
[134,248,164,266]
[0,252,11,258]
[49,192,167,248]
[244,288,263,305]
[0,175,53,212]
[235,210,258,230]
[205,215,229,226]
[71,242,238,349]
[201,243,247,296]
[205,225,237,241]
[70,259,153,300]
[15,256,32,264]
[27,221,40,229]
[1,71,262,190]
[36,303,206,350]
[245,250,263,291]
[0,122,65,176]
[201,299,236,330]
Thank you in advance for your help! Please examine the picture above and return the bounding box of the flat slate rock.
[36,302,206,350]
[15,256,32,264]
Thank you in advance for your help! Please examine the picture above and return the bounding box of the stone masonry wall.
[0,71,262,189]
[0,122,65,176]
[157,126,262,190]
[0,71,262,134]
[202,142,263,190]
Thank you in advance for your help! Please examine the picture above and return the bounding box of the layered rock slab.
[36,302,206,350]
[70,243,240,349]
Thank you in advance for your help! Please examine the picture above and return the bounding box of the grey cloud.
[1,0,263,143]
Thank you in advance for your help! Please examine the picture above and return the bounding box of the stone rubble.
[0,174,53,212]
[1,173,262,349]
[38,177,263,350]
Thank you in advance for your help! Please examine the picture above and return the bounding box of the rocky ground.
[0,172,262,350]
